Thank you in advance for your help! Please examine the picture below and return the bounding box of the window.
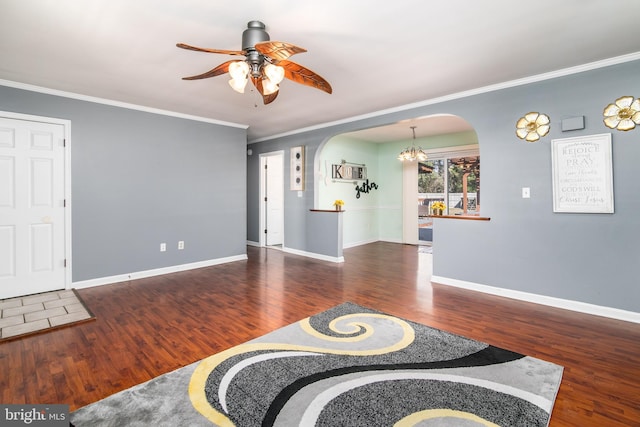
[447,156,480,214]
[418,151,480,215]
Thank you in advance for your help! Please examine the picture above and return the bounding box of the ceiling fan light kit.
[264,63,285,84]
[228,61,250,93]
[178,20,332,104]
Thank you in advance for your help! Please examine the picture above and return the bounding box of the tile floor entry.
[0,289,94,341]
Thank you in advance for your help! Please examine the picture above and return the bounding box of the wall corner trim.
[73,254,248,289]
[343,238,379,249]
[431,275,640,325]
[282,246,344,263]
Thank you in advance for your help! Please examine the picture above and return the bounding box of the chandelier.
[398,126,428,162]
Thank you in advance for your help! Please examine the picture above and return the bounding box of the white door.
[260,152,284,246]
[0,115,67,299]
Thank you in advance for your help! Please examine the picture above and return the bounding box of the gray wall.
[247,135,321,250]
[247,59,640,313]
[307,211,344,259]
[0,85,247,282]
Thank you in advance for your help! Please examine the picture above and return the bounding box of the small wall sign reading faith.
[355,179,378,199]
[551,133,614,213]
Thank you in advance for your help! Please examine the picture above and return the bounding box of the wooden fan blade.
[182,60,232,80]
[279,60,332,94]
[263,90,278,105]
[176,43,244,56]
[255,41,306,61]
[251,76,264,94]
[251,77,278,104]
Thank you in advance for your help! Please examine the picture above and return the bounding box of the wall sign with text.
[551,133,614,213]
[332,162,367,182]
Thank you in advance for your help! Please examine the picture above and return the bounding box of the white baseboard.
[282,246,344,263]
[343,238,378,249]
[246,241,344,262]
[378,237,403,244]
[431,275,640,324]
[73,254,248,289]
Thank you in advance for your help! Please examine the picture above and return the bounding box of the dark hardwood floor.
[1,242,639,426]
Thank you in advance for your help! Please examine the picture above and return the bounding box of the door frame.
[402,144,479,244]
[1,110,72,291]
[402,160,419,244]
[258,150,285,247]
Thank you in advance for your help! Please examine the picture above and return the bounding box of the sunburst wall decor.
[603,96,640,131]
[516,112,550,142]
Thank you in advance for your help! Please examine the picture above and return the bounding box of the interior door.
[0,115,67,299]
[261,152,284,246]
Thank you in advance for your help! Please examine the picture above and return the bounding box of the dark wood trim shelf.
[430,215,490,221]
[310,209,344,213]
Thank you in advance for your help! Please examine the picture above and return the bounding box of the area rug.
[70,302,563,426]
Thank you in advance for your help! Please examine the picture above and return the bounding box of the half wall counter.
[308,209,344,262]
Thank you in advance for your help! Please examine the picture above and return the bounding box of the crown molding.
[0,78,248,130]
[3,51,639,141]
[252,51,640,143]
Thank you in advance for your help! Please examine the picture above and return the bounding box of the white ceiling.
[2,0,640,143]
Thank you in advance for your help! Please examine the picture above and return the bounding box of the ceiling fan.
[177,21,332,104]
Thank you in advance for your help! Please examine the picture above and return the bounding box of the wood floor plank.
[0,242,638,426]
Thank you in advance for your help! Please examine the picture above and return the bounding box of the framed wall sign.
[290,146,305,191]
[551,133,614,213]
[331,161,367,182]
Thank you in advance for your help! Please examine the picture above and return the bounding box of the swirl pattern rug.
[70,302,563,426]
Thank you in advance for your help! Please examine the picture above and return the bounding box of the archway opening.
[315,114,479,248]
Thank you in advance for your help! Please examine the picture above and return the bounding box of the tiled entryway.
[0,289,94,341]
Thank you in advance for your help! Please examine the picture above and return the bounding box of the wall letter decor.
[355,179,378,199]
[332,161,367,182]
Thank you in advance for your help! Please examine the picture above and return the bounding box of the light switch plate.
[522,187,530,198]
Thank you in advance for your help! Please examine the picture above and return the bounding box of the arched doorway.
[315,114,478,248]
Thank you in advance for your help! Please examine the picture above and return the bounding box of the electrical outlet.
[160,243,166,252]
[178,241,184,250]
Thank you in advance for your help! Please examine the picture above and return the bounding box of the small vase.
[335,205,342,211]
[434,209,443,216]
